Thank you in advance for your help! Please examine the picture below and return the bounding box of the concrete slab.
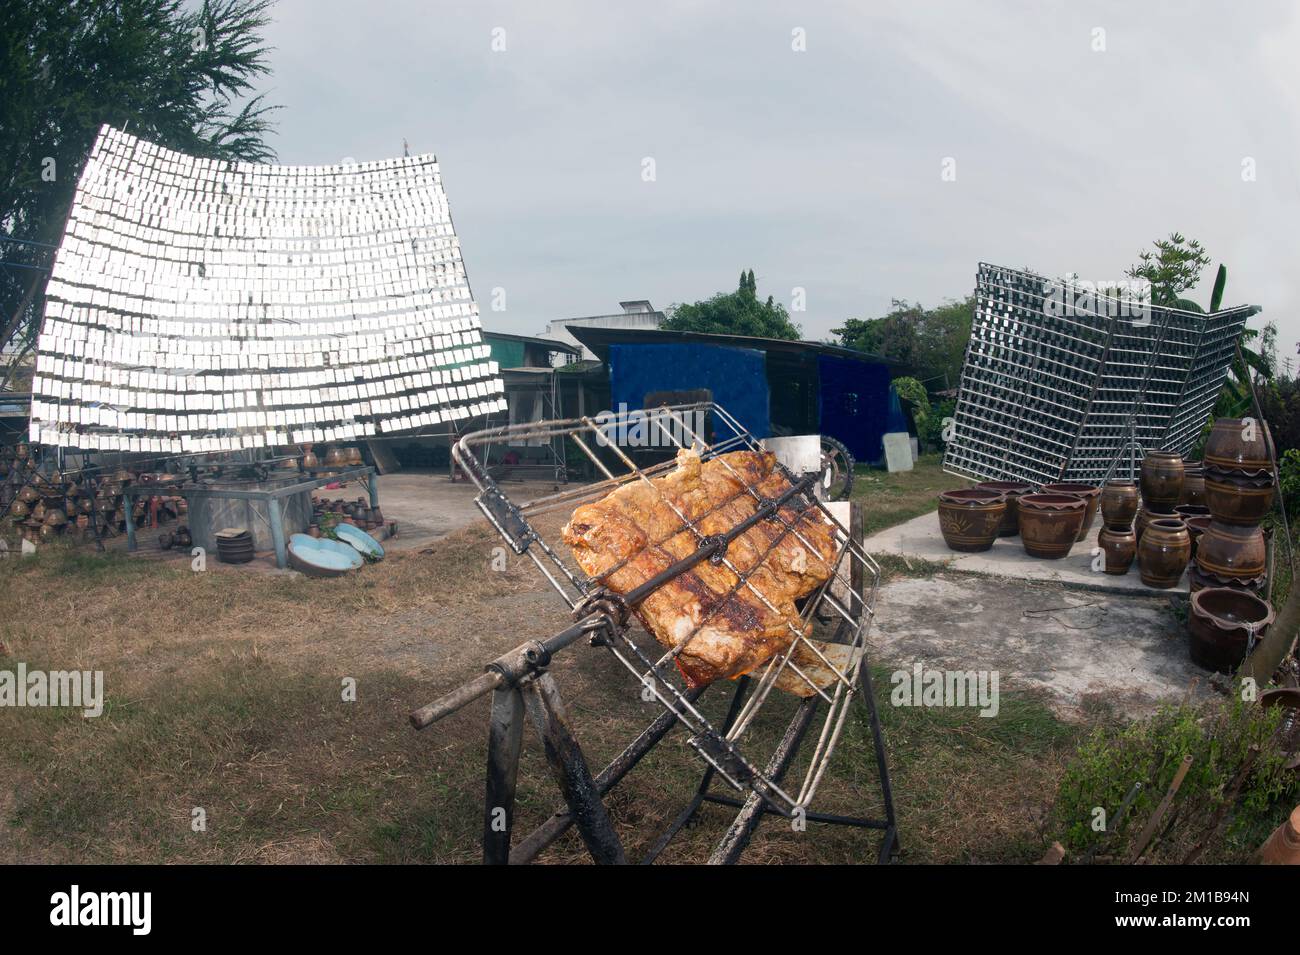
[869,574,1207,720]
[863,510,1188,595]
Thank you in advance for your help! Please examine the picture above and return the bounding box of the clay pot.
[1135,505,1176,545]
[1099,479,1139,529]
[1180,464,1206,507]
[308,524,322,539]
[1139,451,1185,511]
[346,448,364,466]
[974,481,1034,536]
[1097,525,1136,575]
[1174,504,1210,521]
[1017,493,1087,559]
[1137,518,1190,589]
[301,443,319,469]
[1203,417,1275,472]
[1188,586,1274,673]
[937,488,1007,553]
[324,447,349,467]
[1189,565,1267,597]
[1183,515,1212,561]
[1258,805,1300,865]
[1196,520,1267,581]
[1041,482,1101,541]
[1203,469,1275,526]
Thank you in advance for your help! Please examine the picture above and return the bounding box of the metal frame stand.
[412,507,899,866]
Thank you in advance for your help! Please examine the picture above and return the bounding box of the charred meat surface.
[562,449,839,687]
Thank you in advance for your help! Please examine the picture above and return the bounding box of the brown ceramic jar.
[1137,518,1191,589]
[1179,462,1206,507]
[1140,451,1185,511]
[1188,586,1274,673]
[1195,521,1267,580]
[1041,482,1101,541]
[1099,479,1138,528]
[1203,417,1275,472]
[1097,525,1136,574]
[1135,504,1176,545]
[1189,565,1267,597]
[1183,515,1212,561]
[937,488,1007,552]
[1017,493,1087,559]
[974,480,1035,536]
[1203,469,1276,526]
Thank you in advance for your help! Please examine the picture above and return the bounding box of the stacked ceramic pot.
[937,488,1006,552]
[1135,451,1190,588]
[1096,479,1138,574]
[1193,418,1275,598]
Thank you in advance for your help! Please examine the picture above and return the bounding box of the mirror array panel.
[29,125,505,453]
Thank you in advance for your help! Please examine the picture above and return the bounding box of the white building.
[539,300,666,360]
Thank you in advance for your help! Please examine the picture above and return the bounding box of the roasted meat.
[562,448,840,688]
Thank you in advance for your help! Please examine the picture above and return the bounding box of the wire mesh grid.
[451,401,882,814]
[944,263,1253,486]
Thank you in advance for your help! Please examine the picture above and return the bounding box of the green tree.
[1126,232,1212,307]
[663,270,802,340]
[1,0,279,375]
[832,296,973,388]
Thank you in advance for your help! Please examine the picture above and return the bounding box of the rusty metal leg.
[857,660,901,862]
[707,696,820,865]
[641,677,751,864]
[482,686,525,865]
[521,672,627,864]
[510,684,707,865]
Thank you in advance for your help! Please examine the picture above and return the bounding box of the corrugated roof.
[564,324,899,367]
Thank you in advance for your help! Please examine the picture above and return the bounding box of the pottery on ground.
[937,488,1007,553]
[1016,493,1087,559]
[1258,806,1300,865]
[974,480,1034,536]
[1137,518,1190,589]
[1099,479,1138,528]
[1203,417,1276,473]
[1139,451,1185,511]
[1188,586,1274,673]
[1196,520,1267,581]
[1097,525,1136,575]
[1203,469,1276,526]
[1041,482,1101,541]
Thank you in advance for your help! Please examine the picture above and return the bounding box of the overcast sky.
[261,0,1300,364]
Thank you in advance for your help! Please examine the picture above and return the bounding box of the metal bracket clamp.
[487,640,552,687]
[572,591,629,646]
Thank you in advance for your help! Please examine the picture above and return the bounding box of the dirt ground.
[0,460,1086,864]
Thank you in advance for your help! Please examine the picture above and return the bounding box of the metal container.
[184,475,312,555]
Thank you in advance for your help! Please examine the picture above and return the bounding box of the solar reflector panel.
[29,125,505,452]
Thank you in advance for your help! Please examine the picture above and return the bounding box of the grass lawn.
[0,469,1086,865]
[849,453,970,537]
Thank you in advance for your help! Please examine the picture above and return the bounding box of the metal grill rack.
[410,402,898,864]
[945,263,1253,485]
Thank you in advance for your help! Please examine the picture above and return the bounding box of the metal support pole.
[708,697,820,864]
[123,490,137,551]
[267,496,287,569]
[482,687,525,865]
[521,672,627,864]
